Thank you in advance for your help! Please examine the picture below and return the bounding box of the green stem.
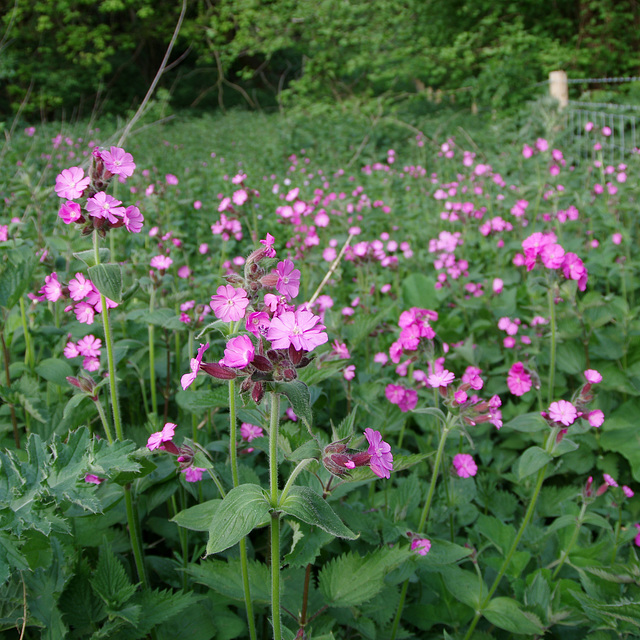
[269,391,282,640]
[94,397,114,444]
[124,484,149,588]
[188,331,198,443]
[19,297,34,372]
[228,378,257,640]
[148,288,157,416]
[463,426,558,640]
[551,500,588,579]
[547,285,557,405]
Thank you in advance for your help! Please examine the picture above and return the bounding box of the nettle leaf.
[88,263,123,303]
[516,446,552,480]
[206,484,271,555]
[74,248,110,268]
[284,521,334,568]
[172,499,221,532]
[483,597,545,635]
[279,486,357,539]
[188,558,271,604]
[91,547,136,609]
[0,246,36,309]
[319,546,411,608]
[276,380,313,428]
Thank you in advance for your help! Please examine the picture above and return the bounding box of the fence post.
[549,70,568,109]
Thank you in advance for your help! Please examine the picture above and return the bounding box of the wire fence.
[559,75,640,164]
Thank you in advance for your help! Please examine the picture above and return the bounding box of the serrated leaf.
[516,446,552,480]
[206,484,271,555]
[74,248,110,268]
[188,558,271,603]
[172,499,221,532]
[89,438,141,478]
[88,263,122,303]
[319,546,411,607]
[0,247,36,309]
[90,547,136,608]
[483,597,545,634]
[275,380,313,428]
[279,486,357,539]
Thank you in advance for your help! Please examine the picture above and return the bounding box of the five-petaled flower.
[364,427,393,479]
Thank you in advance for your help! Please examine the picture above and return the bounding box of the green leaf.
[74,248,110,268]
[507,412,548,433]
[440,566,488,609]
[88,263,122,303]
[188,558,271,604]
[402,272,438,309]
[516,446,552,480]
[421,539,472,566]
[206,484,271,555]
[476,514,516,556]
[172,499,221,532]
[0,246,36,309]
[483,597,545,635]
[175,388,229,413]
[275,380,313,427]
[36,358,74,387]
[319,546,411,608]
[90,546,136,608]
[279,486,357,539]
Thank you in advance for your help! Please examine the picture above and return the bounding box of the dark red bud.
[200,362,237,379]
[252,355,273,371]
[283,368,297,381]
[251,382,264,404]
[289,345,304,365]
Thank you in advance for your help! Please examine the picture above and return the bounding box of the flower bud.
[200,362,237,379]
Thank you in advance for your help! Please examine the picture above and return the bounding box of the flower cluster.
[146,422,205,482]
[64,334,102,371]
[55,146,143,236]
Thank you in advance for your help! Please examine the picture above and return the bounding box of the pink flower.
[241,423,264,441]
[86,192,125,224]
[84,474,104,485]
[586,409,604,427]
[147,422,176,450]
[220,334,255,368]
[427,369,455,388]
[68,273,93,301]
[55,167,90,199]
[246,311,271,336]
[182,467,205,482]
[411,538,431,555]
[64,341,80,358]
[181,342,209,390]
[603,473,618,487]
[77,335,102,357]
[364,428,393,479]
[584,369,602,384]
[74,301,95,324]
[623,486,634,498]
[374,352,388,365]
[398,388,418,412]
[275,259,301,299]
[59,201,82,224]
[40,273,63,302]
[210,285,250,322]
[548,400,577,426]
[507,362,532,396]
[453,453,477,478]
[123,205,144,233]
[166,174,179,185]
[150,255,173,271]
[101,146,136,178]
[344,364,356,381]
[260,233,276,258]
[267,308,328,352]
[561,253,588,291]
[83,356,100,371]
[612,232,622,245]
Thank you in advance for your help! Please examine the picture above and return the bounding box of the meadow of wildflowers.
[0,108,639,639]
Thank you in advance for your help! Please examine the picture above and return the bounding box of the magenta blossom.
[68,273,93,301]
[76,335,102,358]
[182,467,205,482]
[584,369,602,384]
[275,259,301,299]
[427,369,455,388]
[453,453,478,478]
[586,409,604,427]
[86,192,125,224]
[210,285,250,322]
[267,308,328,352]
[147,422,176,451]
[84,474,105,485]
[123,206,144,233]
[181,342,209,390]
[260,233,276,258]
[241,423,264,441]
[220,334,255,368]
[411,538,431,555]
[59,201,83,224]
[507,362,532,396]
[40,273,63,302]
[246,311,271,336]
[150,255,173,271]
[100,146,136,178]
[55,167,90,200]
[548,400,577,426]
[364,428,393,479]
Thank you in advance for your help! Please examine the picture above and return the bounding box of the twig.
[308,233,355,305]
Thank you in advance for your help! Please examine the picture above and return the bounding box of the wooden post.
[549,70,568,109]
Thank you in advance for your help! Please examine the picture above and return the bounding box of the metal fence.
[558,75,640,164]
